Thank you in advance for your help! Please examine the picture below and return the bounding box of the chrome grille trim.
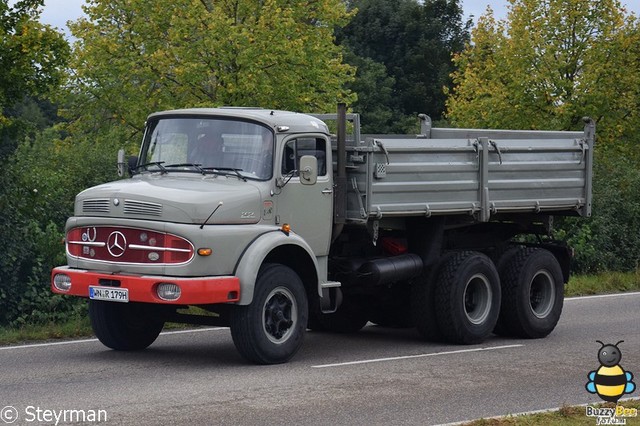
[82,199,110,213]
[123,199,163,216]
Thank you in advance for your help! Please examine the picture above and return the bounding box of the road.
[1,292,639,425]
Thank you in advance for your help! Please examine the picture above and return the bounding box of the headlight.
[53,274,72,291]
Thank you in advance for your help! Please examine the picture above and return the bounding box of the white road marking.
[0,327,227,351]
[565,291,640,301]
[311,344,523,368]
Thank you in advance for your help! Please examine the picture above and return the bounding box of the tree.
[446,0,640,153]
[68,0,356,137]
[338,0,470,132]
[0,0,69,157]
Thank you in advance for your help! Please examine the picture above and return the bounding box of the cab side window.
[281,138,327,176]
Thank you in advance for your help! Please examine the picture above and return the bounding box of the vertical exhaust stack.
[332,103,347,241]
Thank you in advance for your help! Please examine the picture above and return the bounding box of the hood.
[75,174,263,225]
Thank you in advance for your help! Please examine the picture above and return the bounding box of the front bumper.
[51,266,240,305]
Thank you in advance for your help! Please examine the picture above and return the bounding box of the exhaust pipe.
[332,103,347,241]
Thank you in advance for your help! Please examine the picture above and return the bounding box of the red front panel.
[51,267,240,305]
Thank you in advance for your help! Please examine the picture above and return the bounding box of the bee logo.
[585,340,636,403]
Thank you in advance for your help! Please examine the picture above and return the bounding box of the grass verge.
[0,316,93,345]
[0,306,210,346]
[464,399,640,425]
[566,269,640,296]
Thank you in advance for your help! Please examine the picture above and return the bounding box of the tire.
[492,246,524,335]
[308,296,368,333]
[89,300,164,351]
[497,248,564,338]
[230,263,308,364]
[411,252,455,341]
[434,251,501,345]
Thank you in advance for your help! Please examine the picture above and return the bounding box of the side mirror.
[127,155,139,176]
[299,155,318,185]
[117,149,126,177]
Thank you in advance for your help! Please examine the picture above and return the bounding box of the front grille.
[123,200,162,217]
[83,199,110,213]
[66,226,194,265]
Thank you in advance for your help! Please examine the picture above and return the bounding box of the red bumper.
[51,267,240,305]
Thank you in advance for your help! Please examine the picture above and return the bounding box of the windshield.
[139,116,274,180]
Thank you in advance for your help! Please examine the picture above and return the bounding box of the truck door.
[276,135,333,256]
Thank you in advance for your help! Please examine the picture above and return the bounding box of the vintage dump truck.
[51,105,594,364]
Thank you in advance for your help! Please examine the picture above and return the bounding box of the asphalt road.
[1,292,639,426]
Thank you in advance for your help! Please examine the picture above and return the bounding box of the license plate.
[89,286,129,303]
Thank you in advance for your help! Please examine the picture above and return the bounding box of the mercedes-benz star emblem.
[107,231,127,257]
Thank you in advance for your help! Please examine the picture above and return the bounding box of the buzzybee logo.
[585,341,635,403]
[584,340,638,425]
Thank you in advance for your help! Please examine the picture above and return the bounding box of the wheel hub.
[529,270,555,319]
[263,287,297,344]
[463,274,492,325]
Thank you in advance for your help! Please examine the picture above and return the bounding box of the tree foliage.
[0,0,69,157]
[446,0,640,154]
[339,0,470,132]
[68,0,356,137]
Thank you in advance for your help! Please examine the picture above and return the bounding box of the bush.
[0,126,125,326]
[556,150,640,274]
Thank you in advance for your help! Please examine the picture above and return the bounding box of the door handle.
[321,188,333,194]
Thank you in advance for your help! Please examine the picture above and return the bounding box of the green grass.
[566,269,640,297]
[0,315,93,345]
[0,306,207,346]
[464,400,640,425]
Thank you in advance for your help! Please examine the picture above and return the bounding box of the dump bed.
[341,121,594,223]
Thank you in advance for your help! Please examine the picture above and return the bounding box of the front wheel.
[230,264,308,364]
[89,300,165,350]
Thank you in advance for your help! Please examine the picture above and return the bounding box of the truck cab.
[52,108,335,364]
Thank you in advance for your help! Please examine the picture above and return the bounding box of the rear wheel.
[497,248,564,338]
[411,252,455,341]
[434,251,501,344]
[89,300,165,350]
[230,264,308,364]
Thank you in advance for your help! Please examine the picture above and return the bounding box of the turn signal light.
[281,223,291,235]
[198,248,213,256]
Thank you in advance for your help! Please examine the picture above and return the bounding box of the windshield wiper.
[132,161,167,174]
[164,163,206,175]
[202,167,247,182]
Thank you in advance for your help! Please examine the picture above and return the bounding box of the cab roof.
[147,107,330,135]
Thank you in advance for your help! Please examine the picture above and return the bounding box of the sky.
[36,0,640,39]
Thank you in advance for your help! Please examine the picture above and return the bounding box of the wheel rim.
[463,274,492,325]
[529,270,555,319]
[262,286,297,344]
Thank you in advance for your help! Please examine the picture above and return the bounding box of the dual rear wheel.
[412,248,564,344]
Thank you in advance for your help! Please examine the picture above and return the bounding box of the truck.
[51,104,595,364]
